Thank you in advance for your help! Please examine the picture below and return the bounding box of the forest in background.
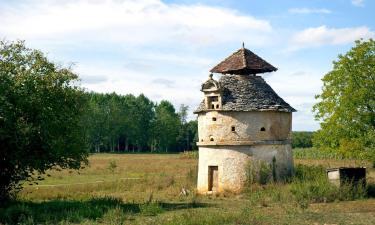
[83,92,314,153]
[83,92,198,153]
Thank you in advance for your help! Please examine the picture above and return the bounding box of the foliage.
[291,164,367,209]
[83,93,198,153]
[0,40,88,201]
[107,160,118,174]
[313,39,375,160]
[0,197,137,224]
[293,147,345,160]
[292,131,314,148]
[245,160,274,185]
[152,101,180,152]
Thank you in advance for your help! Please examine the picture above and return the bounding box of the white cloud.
[0,0,272,47]
[289,25,374,50]
[352,0,364,7]
[266,68,324,131]
[0,0,275,122]
[288,8,331,14]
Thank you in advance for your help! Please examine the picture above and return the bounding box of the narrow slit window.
[216,104,219,109]
[231,126,235,132]
[211,104,215,109]
[260,127,266,131]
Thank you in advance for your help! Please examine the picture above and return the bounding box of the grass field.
[1,151,375,225]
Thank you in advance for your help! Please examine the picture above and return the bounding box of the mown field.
[1,150,375,225]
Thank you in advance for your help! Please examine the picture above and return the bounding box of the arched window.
[260,127,266,131]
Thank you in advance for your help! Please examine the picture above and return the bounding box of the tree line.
[83,92,198,153]
[292,132,314,148]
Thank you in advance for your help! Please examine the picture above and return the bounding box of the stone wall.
[197,111,292,145]
[197,144,293,193]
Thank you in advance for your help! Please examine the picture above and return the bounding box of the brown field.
[2,153,375,225]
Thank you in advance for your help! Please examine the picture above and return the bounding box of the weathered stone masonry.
[195,46,296,193]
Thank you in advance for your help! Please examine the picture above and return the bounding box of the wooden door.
[208,166,218,191]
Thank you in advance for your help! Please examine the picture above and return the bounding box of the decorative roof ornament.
[210,46,277,75]
[201,73,220,92]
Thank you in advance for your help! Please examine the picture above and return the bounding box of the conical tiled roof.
[210,47,277,75]
[194,75,296,113]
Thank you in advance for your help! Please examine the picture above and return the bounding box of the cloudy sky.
[1,0,374,131]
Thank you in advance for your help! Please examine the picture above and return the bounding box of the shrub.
[107,160,118,174]
[290,164,367,209]
[292,131,314,148]
[245,160,274,185]
[2,204,33,225]
[139,202,164,216]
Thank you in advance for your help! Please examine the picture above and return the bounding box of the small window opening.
[211,104,215,109]
[231,126,235,132]
[201,139,203,142]
[212,117,217,121]
[210,137,214,141]
[216,104,219,109]
[260,127,266,131]
[208,96,218,102]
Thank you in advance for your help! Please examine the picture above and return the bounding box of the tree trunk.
[125,139,129,152]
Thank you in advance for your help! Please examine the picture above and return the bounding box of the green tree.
[177,104,189,151]
[0,40,88,201]
[313,39,375,159]
[292,132,314,148]
[185,120,198,150]
[153,101,180,152]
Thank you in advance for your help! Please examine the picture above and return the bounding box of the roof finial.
[242,42,245,49]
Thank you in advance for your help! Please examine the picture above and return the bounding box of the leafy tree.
[177,104,189,151]
[0,40,88,200]
[313,39,375,159]
[132,94,155,151]
[185,120,198,150]
[153,101,180,152]
[292,132,314,148]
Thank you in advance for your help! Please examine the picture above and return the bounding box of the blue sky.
[0,0,374,131]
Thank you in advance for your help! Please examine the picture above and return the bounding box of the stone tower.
[195,46,296,193]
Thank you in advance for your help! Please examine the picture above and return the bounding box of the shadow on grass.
[0,197,209,224]
[367,183,375,198]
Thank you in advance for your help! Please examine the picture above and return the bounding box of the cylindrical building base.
[197,144,293,194]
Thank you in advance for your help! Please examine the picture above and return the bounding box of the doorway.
[208,166,218,191]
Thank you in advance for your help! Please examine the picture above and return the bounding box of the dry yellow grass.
[6,153,374,225]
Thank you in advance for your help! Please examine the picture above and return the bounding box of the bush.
[107,160,118,174]
[290,164,367,209]
[292,131,314,148]
[245,160,274,185]
[293,147,344,159]
[2,204,33,225]
[139,202,164,216]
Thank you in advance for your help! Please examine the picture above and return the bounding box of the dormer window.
[207,95,221,110]
[201,74,222,110]
[209,96,218,102]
